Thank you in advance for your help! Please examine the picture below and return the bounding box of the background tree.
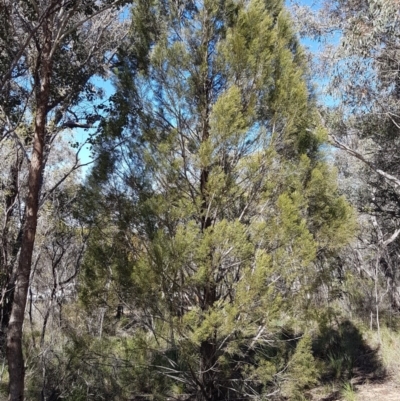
[0,0,128,399]
[82,0,354,399]
[291,0,400,323]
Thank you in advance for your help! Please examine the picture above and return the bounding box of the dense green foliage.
[78,1,355,399]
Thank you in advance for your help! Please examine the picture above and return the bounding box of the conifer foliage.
[83,0,354,399]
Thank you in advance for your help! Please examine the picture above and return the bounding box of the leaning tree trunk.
[6,19,52,401]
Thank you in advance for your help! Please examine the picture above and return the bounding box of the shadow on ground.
[314,319,385,383]
[305,319,387,400]
[318,391,341,401]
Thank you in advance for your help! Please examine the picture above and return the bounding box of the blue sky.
[75,76,116,176]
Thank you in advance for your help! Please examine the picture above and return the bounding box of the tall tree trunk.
[6,19,52,401]
[198,55,218,399]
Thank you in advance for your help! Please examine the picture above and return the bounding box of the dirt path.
[309,380,400,401]
[353,381,400,401]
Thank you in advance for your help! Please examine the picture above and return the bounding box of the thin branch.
[2,115,31,163]
[383,228,400,247]
[329,134,400,187]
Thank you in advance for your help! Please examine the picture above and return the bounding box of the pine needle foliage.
[282,334,319,400]
[81,0,355,399]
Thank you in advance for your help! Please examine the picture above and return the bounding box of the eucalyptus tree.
[291,0,400,318]
[0,0,129,399]
[84,0,354,399]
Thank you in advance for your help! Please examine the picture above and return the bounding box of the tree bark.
[6,18,52,401]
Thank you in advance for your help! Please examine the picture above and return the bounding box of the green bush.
[282,334,319,399]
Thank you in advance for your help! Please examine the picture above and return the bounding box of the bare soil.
[308,377,400,400]
[355,381,400,401]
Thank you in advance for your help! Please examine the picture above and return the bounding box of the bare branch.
[329,134,400,188]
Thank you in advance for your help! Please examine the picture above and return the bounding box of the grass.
[364,325,400,382]
[340,381,357,401]
[327,352,345,380]
[379,328,400,380]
